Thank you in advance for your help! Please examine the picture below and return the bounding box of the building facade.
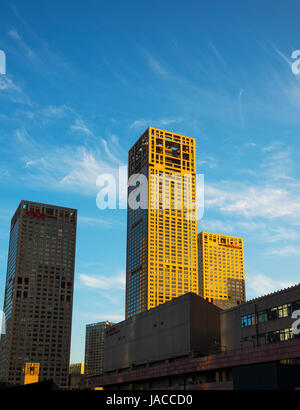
[104,293,221,373]
[84,321,114,375]
[68,363,85,389]
[126,127,198,318]
[220,283,300,351]
[69,363,84,375]
[87,283,300,390]
[0,200,77,386]
[198,232,245,309]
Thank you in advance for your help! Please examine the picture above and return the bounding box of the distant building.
[69,363,84,375]
[68,363,85,389]
[87,283,300,390]
[198,232,246,309]
[0,200,77,386]
[126,127,198,318]
[84,321,114,375]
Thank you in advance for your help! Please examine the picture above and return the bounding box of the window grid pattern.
[0,201,77,387]
[126,127,198,318]
[241,300,300,328]
[198,232,245,309]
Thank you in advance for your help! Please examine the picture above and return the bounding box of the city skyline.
[1,1,300,364]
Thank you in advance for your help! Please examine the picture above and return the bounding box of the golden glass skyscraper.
[198,232,246,309]
[126,127,198,318]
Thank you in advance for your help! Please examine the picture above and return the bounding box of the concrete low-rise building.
[221,283,300,351]
[104,293,221,373]
[86,283,300,390]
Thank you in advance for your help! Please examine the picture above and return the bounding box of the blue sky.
[1,0,300,363]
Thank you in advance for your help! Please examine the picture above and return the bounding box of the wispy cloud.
[205,140,300,221]
[247,273,297,299]
[2,77,131,198]
[245,142,257,148]
[198,218,234,234]
[75,311,124,324]
[239,88,245,127]
[100,138,121,164]
[145,54,168,77]
[197,155,218,169]
[206,183,300,220]
[0,75,32,105]
[78,216,124,228]
[236,220,261,232]
[14,104,73,122]
[271,41,292,67]
[261,144,293,181]
[264,246,300,257]
[57,148,116,193]
[129,119,148,129]
[8,5,73,75]
[0,169,9,178]
[70,119,93,136]
[7,28,44,68]
[208,41,228,68]
[20,143,118,195]
[79,272,125,290]
[129,117,184,130]
[264,227,299,243]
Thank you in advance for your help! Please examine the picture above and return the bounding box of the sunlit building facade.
[198,232,245,309]
[126,127,198,318]
[0,200,77,386]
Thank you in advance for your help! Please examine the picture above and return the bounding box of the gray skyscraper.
[0,200,77,386]
[84,321,114,375]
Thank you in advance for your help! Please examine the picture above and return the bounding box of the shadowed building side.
[84,321,114,376]
[104,293,221,373]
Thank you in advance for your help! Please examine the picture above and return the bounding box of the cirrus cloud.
[247,273,297,300]
[79,272,125,290]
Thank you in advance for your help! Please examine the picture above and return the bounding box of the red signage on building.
[222,244,241,249]
[27,211,45,218]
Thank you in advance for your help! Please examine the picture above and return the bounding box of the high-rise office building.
[126,127,198,318]
[0,200,77,386]
[84,321,114,375]
[198,232,245,309]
